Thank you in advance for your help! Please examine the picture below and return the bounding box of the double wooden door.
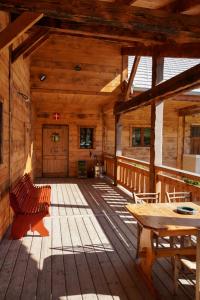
[43,125,68,177]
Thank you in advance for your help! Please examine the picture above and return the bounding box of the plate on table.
[176,206,198,215]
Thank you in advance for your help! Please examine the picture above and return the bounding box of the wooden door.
[43,125,68,177]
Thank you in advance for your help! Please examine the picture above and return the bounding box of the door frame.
[42,124,69,177]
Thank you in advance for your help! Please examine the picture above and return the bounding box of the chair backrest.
[166,191,191,203]
[132,192,160,204]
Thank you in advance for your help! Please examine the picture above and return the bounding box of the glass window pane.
[191,126,200,137]
[132,128,141,146]
[80,128,93,149]
[144,128,151,146]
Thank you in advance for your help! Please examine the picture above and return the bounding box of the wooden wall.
[0,11,34,239]
[104,99,200,167]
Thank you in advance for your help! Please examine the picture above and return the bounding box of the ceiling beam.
[179,105,200,116]
[12,28,49,63]
[0,12,43,52]
[121,43,200,58]
[114,63,200,114]
[124,56,140,100]
[23,33,49,59]
[161,0,200,13]
[115,0,137,5]
[0,1,200,44]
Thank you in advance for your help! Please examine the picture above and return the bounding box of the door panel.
[43,125,68,177]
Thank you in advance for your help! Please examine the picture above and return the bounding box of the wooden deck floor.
[0,178,195,300]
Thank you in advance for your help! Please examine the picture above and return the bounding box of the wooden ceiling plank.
[0,1,200,44]
[12,28,49,63]
[114,63,200,114]
[23,33,50,59]
[115,0,137,5]
[122,43,200,58]
[179,105,200,116]
[0,12,43,52]
[125,56,140,100]
[161,0,200,13]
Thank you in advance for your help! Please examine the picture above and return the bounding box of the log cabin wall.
[0,11,34,239]
[31,35,121,177]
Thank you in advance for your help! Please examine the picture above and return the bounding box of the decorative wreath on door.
[51,132,60,142]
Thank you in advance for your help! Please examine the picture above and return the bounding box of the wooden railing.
[104,155,200,202]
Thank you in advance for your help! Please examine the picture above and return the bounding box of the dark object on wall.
[77,160,87,178]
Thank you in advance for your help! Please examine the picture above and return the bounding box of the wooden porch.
[0,178,195,300]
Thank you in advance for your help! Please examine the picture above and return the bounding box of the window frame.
[130,126,151,147]
[190,125,200,154]
[78,126,96,149]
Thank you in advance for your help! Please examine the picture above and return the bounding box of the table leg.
[136,227,156,293]
[196,230,200,300]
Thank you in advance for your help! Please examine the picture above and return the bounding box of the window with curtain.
[80,127,94,149]
[191,126,200,154]
[132,127,151,147]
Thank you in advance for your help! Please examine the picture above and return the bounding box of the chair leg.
[31,219,49,236]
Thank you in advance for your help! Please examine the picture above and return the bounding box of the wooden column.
[176,115,185,169]
[149,57,164,193]
[114,115,122,185]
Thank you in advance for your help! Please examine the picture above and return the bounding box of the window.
[80,127,94,149]
[191,126,200,154]
[132,127,151,147]
[0,102,2,163]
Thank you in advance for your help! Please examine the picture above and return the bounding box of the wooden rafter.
[0,12,43,52]
[0,1,200,44]
[124,56,140,100]
[161,0,200,13]
[115,0,137,5]
[179,105,200,116]
[23,33,49,59]
[122,43,200,58]
[114,63,200,114]
[12,28,49,63]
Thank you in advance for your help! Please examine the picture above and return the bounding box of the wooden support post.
[149,57,164,193]
[125,56,140,100]
[176,115,185,169]
[114,115,122,185]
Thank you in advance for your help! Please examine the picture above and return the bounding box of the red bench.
[10,173,51,239]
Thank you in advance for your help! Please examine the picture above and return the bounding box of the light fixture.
[39,73,46,81]
[74,64,82,71]
[17,91,30,102]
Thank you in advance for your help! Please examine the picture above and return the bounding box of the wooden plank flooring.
[0,178,195,300]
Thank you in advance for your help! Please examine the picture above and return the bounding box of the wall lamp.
[39,73,47,81]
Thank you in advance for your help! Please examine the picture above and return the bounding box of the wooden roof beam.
[114,63,200,114]
[179,105,200,116]
[161,0,200,13]
[0,12,43,52]
[124,56,140,100]
[12,28,49,63]
[0,1,200,44]
[122,43,200,58]
[115,0,137,5]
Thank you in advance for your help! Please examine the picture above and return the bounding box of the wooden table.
[126,201,200,298]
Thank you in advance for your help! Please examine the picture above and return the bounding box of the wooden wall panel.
[0,11,34,240]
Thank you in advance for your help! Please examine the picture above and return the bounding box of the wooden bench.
[10,173,51,239]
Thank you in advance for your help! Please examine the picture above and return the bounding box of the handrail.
[104,154,200,201]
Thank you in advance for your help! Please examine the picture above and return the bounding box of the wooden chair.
[174,254,196,294]
[132,192,160,258]
[166,191,191,203]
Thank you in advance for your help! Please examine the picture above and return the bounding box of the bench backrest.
[10,174,34,213]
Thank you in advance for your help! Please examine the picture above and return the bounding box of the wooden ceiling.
[0,0,199,112]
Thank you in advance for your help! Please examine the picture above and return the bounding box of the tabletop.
[127,201,200,234]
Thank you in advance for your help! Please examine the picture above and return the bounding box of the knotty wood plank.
[5,235,33,300]
[68,215,98,300]
[62,184,74,216]
[60,217,82,300]
[0,239,22,298]
[51,217,67,299]
[0,12,43,52]
[36,217,52,300]
[76,216,113,299]
[20,232,42,300]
